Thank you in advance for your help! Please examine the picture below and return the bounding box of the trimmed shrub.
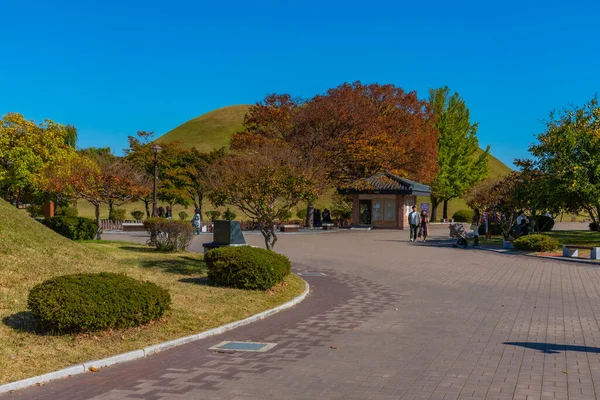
[590,222,599,231]
[513,234,559,252]
[178,211,189,221]
[205,210,221,222]
[205,246,291,290]
[27,204,44,218]
[452,210,474,223]
[144,218,194,252]
[131,210,145,220]
[223,208,236,221]
[44,216,97,240]
[296,208,307,220]
[534,215,555,232]
[55,205,78,218]
[28,273,170,333]
[110,207,126,222]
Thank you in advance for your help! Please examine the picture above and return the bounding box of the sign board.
[420,203,430,213]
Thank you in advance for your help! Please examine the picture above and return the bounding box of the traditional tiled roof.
[339,171,431,196]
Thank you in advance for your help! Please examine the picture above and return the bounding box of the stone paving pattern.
[6,227,600,399]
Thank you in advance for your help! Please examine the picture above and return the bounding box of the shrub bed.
[513,234,559,252]
[478,222,503,236]
[453,210,474,222]
[43,216,97,240]
[534,215,555,232]
[28,272,171,333]
[144,218,194,252]
[205,246,291,290]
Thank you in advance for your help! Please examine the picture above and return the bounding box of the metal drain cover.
[209,341,277,352]
[299,272,326,276]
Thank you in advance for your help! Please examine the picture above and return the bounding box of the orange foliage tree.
[232,82,439,226]
[45,154,150,239]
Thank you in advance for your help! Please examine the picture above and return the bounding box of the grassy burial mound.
[0,199,304,384]
[157,104,250,152]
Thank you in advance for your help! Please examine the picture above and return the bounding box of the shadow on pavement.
[504,342,600,354]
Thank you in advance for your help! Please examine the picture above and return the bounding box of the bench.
[563,245,600,260]
[122,223,145,232]
[280,225,300,233]
[322,223,337,231]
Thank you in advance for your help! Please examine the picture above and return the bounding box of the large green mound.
[158,105,512,176]
[157,105,250,152]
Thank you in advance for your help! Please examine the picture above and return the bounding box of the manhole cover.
[209,341,277,352]
[299,272,326,276]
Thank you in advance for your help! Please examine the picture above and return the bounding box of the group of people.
[156,206,173,219]
[312,208,332,227]
[407,206,430,242]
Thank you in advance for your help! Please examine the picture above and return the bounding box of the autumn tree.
[0,112,75,205]
[428,86,489,221]
[208,143,318,250]
[232,82,439,226]
[528,96,600,228]
[45,154,149,239]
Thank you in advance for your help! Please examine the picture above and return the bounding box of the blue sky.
[1,0,598,168]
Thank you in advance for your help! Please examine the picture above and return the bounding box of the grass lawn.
[0,198,305,384]
[471,230,600,248]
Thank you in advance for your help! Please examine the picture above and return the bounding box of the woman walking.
[418,210,429,242]
[191,209,202,235]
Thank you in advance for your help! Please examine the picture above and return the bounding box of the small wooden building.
[339,171,431,230]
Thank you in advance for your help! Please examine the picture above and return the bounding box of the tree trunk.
[108,200,114,221]
[144,198,150,218]
[443,200,449,221]
[431,196,439,222]
[95,203,102,240]
[306,204,314,228]
[259,223,277,250]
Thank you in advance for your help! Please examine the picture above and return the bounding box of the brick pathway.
[6,229,600,399]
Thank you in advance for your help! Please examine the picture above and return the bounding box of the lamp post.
[150,144,162,217]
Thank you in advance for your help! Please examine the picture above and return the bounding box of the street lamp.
[150,144,162,218]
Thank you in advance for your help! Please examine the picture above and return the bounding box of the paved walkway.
[6,228,600,399]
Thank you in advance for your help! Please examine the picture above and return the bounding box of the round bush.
[452,210,474,223]
[131,210,145,220]
[296,208,307,220]
[590,222,599,231]
[205,246,291,290]
[178,211,189,221]
[513,234,559,252]
[44,216,97,240]
[55,205,78,217]
[28,273,171,333]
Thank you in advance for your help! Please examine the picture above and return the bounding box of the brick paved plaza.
[6,228,600,399]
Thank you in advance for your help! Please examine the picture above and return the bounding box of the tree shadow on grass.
[2,311,46,335]
[139,256,206,276]
[504,342,600,354]
[118,245,156,253]
[179,276,212,286]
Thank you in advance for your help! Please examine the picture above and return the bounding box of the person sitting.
[322,208,332,224]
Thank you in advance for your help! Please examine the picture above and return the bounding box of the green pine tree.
[429,86,490,221]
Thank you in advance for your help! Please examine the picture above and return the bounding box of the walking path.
[5,228,600,399]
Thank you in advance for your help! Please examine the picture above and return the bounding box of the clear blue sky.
[1,0,598,168]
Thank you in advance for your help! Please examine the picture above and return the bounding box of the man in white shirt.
[408,205,421,242]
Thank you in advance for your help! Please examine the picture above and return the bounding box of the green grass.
[0,199,305,383]
[476,230,600,248]
[157,105,250,152]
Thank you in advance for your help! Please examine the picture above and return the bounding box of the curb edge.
[0,275,310,395]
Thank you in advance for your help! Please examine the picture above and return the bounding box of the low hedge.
[452,210,474,223]
[28,273,171,333]
[205,246,291,290]
[43,216,97,240]
[513,234,559,252]
[144,218,195,252]
[478,222,503,236]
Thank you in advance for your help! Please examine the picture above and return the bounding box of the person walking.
[471,209,481,246]
[408,205,420,242]
[165,206,173,220]
[191,209,202,235]
[418,210,429,242]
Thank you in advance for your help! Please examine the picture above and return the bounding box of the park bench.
[280,224,300,233]
[322,223,337,231]
[122,222,145,232]
[562,244,600,260]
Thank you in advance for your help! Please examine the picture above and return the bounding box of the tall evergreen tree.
[429,86,489,221]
